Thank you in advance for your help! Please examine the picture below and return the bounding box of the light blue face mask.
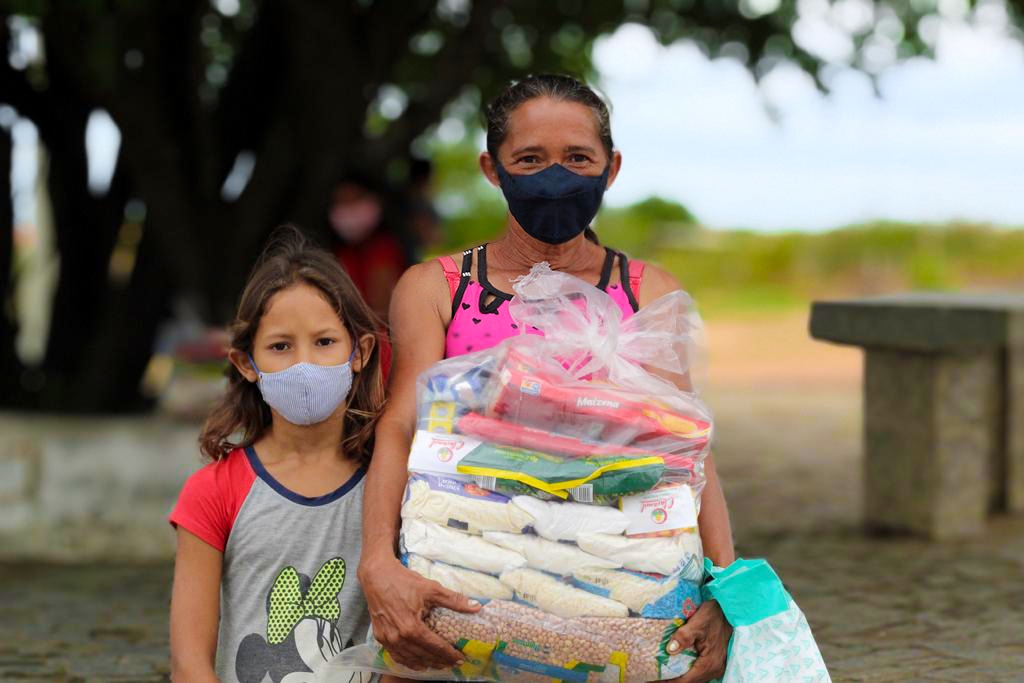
[249,349,356,426]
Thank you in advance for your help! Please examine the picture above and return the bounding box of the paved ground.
[0,561,172,682]
[3,311,1023,682]
[713,386,1024,683]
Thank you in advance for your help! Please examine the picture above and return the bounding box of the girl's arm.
[358,262,479,671]
[170,528,223,682]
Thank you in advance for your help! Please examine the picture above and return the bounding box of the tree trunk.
[40,109,126,390]
[71,214,173,413]
[0,120,25,407]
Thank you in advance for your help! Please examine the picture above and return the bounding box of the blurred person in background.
[328,175,407,322]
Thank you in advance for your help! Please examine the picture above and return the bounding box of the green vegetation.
[429,138,1023,319]
[654,222,1024,317]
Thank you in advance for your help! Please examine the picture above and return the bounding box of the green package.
[456,443,664,502]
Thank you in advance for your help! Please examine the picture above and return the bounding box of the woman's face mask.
[496,162,610,245]
[249,350,355,426]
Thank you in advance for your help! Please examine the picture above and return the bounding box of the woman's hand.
[664,599,732,683]
[358,554,480,671]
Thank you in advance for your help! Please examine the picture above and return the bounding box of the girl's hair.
[484,74,613,245]
[199,226,385,464]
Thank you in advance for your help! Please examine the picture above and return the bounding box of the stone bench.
[810,293,1024,539]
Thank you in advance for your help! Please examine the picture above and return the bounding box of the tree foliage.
[0,0,1019,411]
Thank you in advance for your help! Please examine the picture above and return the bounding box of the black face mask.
[496,162,610,245]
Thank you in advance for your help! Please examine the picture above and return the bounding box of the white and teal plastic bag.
[703,559,830,683]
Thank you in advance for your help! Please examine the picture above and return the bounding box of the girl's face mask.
[496,162,610,245]
[249,349,355,426]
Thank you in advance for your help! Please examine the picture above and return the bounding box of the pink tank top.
[439,243,645,358]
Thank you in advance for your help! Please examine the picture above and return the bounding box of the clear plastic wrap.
[326,601,697,682]
[332,263,712,682]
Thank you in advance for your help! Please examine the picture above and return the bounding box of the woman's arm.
[358,262,480,671]
[638,263,735,565]
[169,528,223,683]
[639,263,734,683]
[696,455,735,566]
[361,263,446,565]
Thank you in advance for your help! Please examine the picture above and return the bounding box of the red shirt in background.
[333,230,405,383]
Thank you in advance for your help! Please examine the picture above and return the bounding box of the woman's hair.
[199,226,385,464]
[484,74,614,161]
[484,74,613,245]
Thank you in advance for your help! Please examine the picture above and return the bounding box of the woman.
[357,75,735,683]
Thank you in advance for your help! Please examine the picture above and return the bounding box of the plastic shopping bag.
[328,263,712,682]
[703,559,831,683]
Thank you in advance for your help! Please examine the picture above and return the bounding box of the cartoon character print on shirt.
[236,557,369,683]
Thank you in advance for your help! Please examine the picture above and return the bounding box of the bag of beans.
[329,601,699,683]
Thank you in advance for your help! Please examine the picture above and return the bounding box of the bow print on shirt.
[267,557,346,646]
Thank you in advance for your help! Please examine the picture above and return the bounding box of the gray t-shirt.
[171,446,373,683]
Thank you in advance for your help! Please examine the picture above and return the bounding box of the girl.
[169,228,384,683]
[358,75,735,683]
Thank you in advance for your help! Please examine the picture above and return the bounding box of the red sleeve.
[169,449,255,552]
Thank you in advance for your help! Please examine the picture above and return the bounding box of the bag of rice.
[576,530,704,577]
[571,567,703,618]
[401,473,534,534]
[406,554,514,600]
[481,531,619,575]
[401,519,527,575]
[511,495,629,541]
[499,568,629,618]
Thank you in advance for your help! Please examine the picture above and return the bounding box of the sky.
[591,12,1024,230]
[5,5,1024,233]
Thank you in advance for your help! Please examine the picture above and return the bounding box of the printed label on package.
[621,484,698,536]
[407,429,483,475]
[412,472,513,504]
